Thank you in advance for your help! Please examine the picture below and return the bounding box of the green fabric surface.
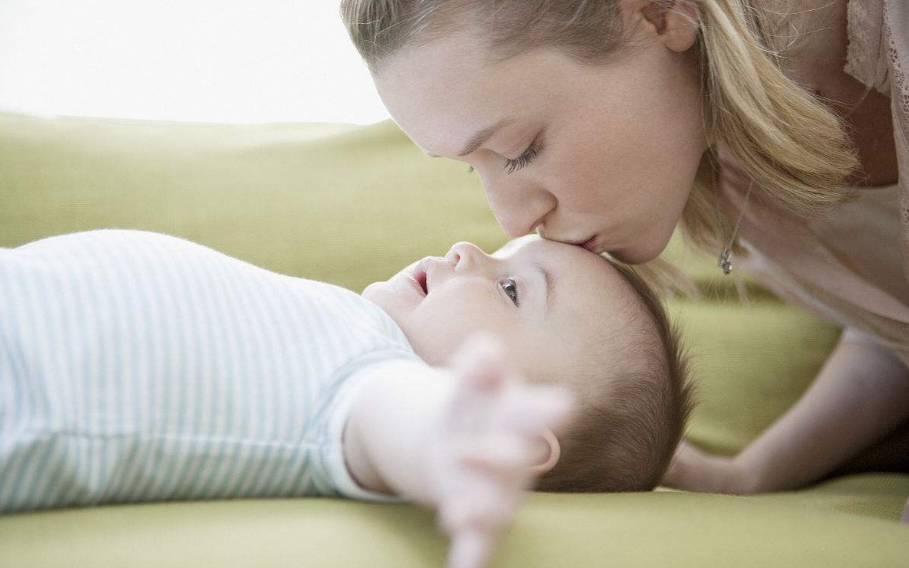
[1,112,907,566]
[0,113,505,293]
[669,298,841,455]
[2,476,907,568]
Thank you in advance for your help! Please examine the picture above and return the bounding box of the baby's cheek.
[411,293,509,362]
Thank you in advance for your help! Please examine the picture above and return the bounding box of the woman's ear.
[527,428,562,475]
[623,0,700,53]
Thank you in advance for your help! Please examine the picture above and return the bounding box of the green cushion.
[0,114,503,292]
[669,296,840,455]
[2,476,907,567]
[1,112,906,566]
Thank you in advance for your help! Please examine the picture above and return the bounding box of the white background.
[0,0,391,124]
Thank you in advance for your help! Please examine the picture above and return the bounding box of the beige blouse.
[718,0,909,363]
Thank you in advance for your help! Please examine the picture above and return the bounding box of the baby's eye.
[499,278,519,306]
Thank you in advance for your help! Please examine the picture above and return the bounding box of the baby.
[0,230,690,566]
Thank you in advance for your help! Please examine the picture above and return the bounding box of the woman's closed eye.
[499,278,520,307]
[503,139,542,174]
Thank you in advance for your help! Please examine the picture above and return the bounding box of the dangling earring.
[717,181,753,275]
[466,166,474,174]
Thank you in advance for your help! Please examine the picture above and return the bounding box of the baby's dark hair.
[536,260,694,493]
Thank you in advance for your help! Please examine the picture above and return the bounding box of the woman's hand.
[661,440,756,494]
[431,335,573,568]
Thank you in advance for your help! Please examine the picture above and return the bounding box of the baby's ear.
[527,428,562,475]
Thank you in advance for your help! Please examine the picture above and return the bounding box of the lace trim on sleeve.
[844,0,890,94]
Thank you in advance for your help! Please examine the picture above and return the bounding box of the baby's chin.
[361,281,404,322]
[361,276,424,344]
[360,281,384,309]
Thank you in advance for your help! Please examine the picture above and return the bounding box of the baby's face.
[363,236,634,381]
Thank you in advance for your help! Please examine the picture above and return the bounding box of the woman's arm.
[663,329,909,493]
[343,336,573,568]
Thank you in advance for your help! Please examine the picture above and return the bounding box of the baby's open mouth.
[411,262,429,297]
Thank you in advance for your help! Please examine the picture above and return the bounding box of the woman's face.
[373,10,707,264]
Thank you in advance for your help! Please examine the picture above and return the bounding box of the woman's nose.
[445,241,493,273]
[482,175,557,238]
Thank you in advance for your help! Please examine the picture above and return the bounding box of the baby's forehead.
[497,236,614,276]
[492,235,535,257]
[492,239,654,387]
[499,236,639,314]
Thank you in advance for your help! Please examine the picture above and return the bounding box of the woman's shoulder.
[760,0,899,98]
[757,0,848,92]
[755,0,900,188]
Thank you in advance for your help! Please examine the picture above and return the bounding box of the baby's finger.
[454,436,535,477]
[499,386,575,433]
[452,333,508,393]
[440,488,521,538]
[447,529,497,568]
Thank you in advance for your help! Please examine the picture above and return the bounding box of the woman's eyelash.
[503,140,541,174]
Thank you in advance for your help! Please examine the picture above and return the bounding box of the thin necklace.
[717,181,753,275]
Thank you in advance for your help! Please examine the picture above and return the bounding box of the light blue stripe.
[184,244,252,500]
[285,283,342,492]
[223,266,269,497]
[0,250,52,510]
[83,232,121,506]
[0,287,16,436]
[267,280,328,495]
[79,234,110,506]
[247,276,305,496]
[201,246,260,498]
[0,250,32,510]
[156,239,209,501]
[211,262,273,497]
[91,234,125,505]
[91,233,145,504]
[81,232,125,505]
[38,242,85,508]
[102,235,162,503]
[161,235,201,501]
[54,237,91,507]
[234,270,289,497]
[17,253,71,510]
[0,250,27,438]
[177,242,242,500]
[289,289,345,497]
[165,240,224,500]
[129,234,194,501]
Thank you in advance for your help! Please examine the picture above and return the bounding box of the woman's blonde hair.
[340,0,858,257]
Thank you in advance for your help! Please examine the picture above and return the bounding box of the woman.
[340,0,908,503]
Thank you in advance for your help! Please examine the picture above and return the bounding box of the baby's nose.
[446,241,491,271]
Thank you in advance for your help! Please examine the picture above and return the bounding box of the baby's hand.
[429,334,574,568]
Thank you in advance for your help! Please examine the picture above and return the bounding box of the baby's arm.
[663,329,909,493]
[343,335,572,568]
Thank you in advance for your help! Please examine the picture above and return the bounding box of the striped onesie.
[0,230,422,513]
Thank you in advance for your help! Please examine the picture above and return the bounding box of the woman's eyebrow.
[457,118,515,156]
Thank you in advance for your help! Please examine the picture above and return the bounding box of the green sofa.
[0,112,907,567]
